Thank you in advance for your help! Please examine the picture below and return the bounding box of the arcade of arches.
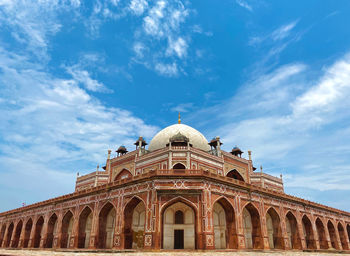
[1,196,349,251]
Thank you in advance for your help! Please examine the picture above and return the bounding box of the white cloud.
[236,0,252,12]
[171,103,194,113]
[65,66,108,92]
[272,20,299,41]
[155,62,178,76]
[166,37,187,58]
[129,0,148,16]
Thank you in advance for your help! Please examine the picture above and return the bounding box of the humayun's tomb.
[0,117,350,252]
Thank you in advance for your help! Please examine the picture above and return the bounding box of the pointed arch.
[78,206,93,248]
[12,220,23,248]
[226,169,245,182]
[97,201,116,249]
[327,220,339,249]
[315,218,328,249]
[45,213,58,248]
[114,169,132,181]
[212,197,238,249]
[242,203,262,249]
[266,207,284,249]
[60,210,74,248]
[33,216,44,248]
[302,215,316,249]
[5,222,14,247]
[285,211,302,249]
[161,197,197,249]
[123,197,146,249]
[0,224,6,247]
[337,222,348,250]
[23,218,33,248]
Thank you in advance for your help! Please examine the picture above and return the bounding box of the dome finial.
[178,112,181,124]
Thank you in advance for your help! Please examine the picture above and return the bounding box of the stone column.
[88,202,99,249]
[0,223,6,247]
[235,197,246,249]
[260,211,270,249]
[311,217,320,250]
[343,224,350,250]
[113,194,123,249]
[2,224,9,248]
[143,190,155,250]
[54,213,63,249]
[9,221,17,248]
[18,220,26,248]
[334,223,342,250]
[40,216,48,248]
[201,190,214,249]
[28,217,37,248]
[70,208,79,248]
[280,215,290,250]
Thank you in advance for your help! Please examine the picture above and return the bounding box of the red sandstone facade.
[0,122,350,251]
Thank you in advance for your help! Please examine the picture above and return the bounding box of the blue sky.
[1,0,350,212]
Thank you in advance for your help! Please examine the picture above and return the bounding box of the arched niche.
[226,169,245,182]
[5,223,14,247]
[98,202,116,249]
[213,198,237,249]
[0,224,6,247]
[34,217,44,248]
[123,197,146,249]
[327,220,339,249]
[315,218,328,249]
[302,215,316,249]
[285,212,302,249]
[337,223,348,250]
[173,163,186,170]
[23,219,33,248]
[46,213,58,248]
[78,207,93,248]
[12,220,23,248]
[242,203,262,249]
[114,169,132,181]
[60,211,74,248]
[162,201,196,249]
[266,207,283,249]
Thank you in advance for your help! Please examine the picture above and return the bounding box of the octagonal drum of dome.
[148,124,211,152]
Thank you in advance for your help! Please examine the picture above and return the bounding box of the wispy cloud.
[171,103,194,113]
[236,0,252,12]
[155,62,178,76]
[271,20,299,41]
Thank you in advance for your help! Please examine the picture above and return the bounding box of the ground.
[1,250,350,256]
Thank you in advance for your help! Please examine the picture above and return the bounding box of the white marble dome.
[148,123,211,152]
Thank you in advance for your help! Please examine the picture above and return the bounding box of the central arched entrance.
[60,211,74,248]
[302,215,316,249]
[285,212,302,249]
[46,213,58,248]
[242,203,262,249]
[213,198,237,249]
[162,201,195,249]
[78,207,93,248]
[98,202,116,249]
[266,207,283,249]
[23,219,33,248]
[123,197,146,249]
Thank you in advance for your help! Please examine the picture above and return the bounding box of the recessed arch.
[114,169,132,181]
[12,220,23,248]
[347,224,350,244]
[337,222,348,250]
[33,216,44,248]
[302,215,316,249]
[123,197,146,249]
[226,169,245,182]
[242,203,262,249]
[162,199,196,249]
[173,163,186,170]
[266,207,284,249]
[78,206,93,248]
[212,197,238,249]
[45,213,58,248]
[327,220,339,250]
[23,218,33,248]
[0,224,6,247]
[5,222,14,247]
[285,211,302,249]
[315,218,328,249]
[97,202,116,249]
[60,210,74,248]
